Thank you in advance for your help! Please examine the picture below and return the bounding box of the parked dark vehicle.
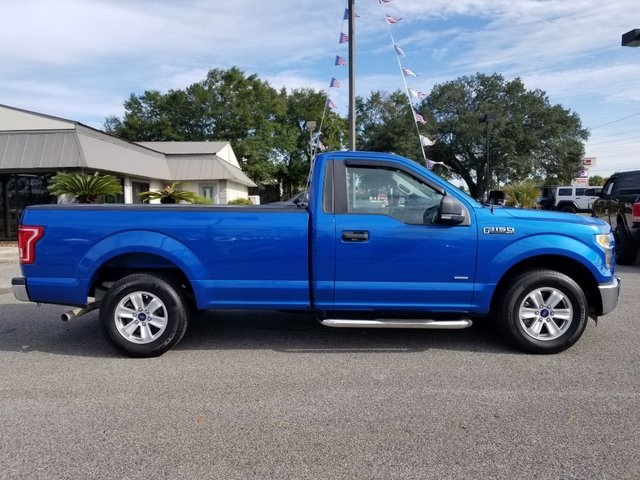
[592,170,640,265]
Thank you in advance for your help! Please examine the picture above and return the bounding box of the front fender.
[479,233,609,284]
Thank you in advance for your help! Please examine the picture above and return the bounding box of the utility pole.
[348,0,356,150]
[480,112,496,200]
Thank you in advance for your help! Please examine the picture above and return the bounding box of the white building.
[0,104,256,239]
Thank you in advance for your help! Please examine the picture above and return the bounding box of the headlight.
[595,233,614,268]
[595,233,612,248]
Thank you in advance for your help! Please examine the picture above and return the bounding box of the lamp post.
[479,112,496,200]
[622,29,640,47]
[305,120,316,159]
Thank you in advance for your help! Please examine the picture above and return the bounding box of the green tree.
[356,90,423,160]
[589,175,605,186]
[105,67,288,187]
[272,88,346,197]
[47,171,122,204]
[423,73,589,197]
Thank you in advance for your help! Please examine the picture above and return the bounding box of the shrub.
[47,171,122,204]
[227,198,253,205]
[138,182,200,204]
[502,180,541,209]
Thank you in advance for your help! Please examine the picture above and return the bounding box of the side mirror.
[439,196,466,225]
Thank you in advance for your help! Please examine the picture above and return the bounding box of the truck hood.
[487,207,608,229]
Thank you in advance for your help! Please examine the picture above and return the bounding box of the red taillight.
[18,226,44,265]
[633,202,640,223]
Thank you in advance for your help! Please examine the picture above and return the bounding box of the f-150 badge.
[483,227,515,234]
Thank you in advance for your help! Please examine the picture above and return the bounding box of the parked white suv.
[539,185,602,213]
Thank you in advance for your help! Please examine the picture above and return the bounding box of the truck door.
[332,159,477,312]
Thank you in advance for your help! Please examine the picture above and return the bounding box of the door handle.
[342,230,369,242]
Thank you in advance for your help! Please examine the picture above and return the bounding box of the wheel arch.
[490,254,601,317]
[78,231,206,309]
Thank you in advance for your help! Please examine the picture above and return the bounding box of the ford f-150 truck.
[12,151,620,357]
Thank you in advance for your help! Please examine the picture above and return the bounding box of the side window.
[558,188,572,197]
[345,165,443,224]
[575,188,585,196]
[603,177,616,196]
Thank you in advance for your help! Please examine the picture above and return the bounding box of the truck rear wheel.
[100,273,189,357]
[560,204,577,213]
[498,270,588,354]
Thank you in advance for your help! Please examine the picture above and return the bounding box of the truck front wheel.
[498,270,588,354]
[100,273,189,357]
[614,224,638,265]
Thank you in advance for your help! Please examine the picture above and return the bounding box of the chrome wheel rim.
[518,287,573,341]
[114,291,168,344]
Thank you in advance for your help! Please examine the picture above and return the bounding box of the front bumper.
[12,277,29,302]
[598,277,621,315]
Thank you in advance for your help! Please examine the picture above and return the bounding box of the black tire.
[560,205,577,213]
[497,270,588,354]
[614,223,638,266]
[100,273,189,357]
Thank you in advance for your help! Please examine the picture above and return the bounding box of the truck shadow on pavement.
[0,302,516,357]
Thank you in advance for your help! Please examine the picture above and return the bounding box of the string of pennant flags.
[378,0,447,170]
[316,0,446,170]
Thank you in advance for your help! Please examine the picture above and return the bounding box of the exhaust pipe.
[61,302,100,322]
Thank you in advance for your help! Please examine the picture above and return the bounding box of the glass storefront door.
[0,173,54,240]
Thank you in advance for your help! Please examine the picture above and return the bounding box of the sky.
[1,0,639,178]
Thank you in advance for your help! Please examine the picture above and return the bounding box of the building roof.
[137,141,229,155]
[166,155,255,186]
[0,104,255,186]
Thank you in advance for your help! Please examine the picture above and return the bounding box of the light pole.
[622,29,640,47]
[480,112,496,200]
[305,120,316,160]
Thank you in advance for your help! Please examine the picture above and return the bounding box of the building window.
[200,184,217,204]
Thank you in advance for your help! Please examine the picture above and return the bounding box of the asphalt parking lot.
[0,249,638,480]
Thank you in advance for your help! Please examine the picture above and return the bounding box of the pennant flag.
[335,55,346,66]
[343,8,360,19]
[339,32,349,43]
[379,0,392,3]
[394,44,406,57]
[420,135,436,147]
[385,14,402,24]
[326,99,337,110]
[402,67,417,77]
[330,78,341,88]
[414,111,427,124]
[409,88,427,99]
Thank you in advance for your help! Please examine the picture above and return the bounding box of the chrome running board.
[321,318,472,329]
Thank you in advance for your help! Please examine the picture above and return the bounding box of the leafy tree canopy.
[105,67,345,191]
[423,73,589,197]
[106,69,588,199]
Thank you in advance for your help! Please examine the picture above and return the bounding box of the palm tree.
[138,182,200,204]
[47,171,123,203]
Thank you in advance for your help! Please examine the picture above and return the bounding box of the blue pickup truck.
[12,151,620,357]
